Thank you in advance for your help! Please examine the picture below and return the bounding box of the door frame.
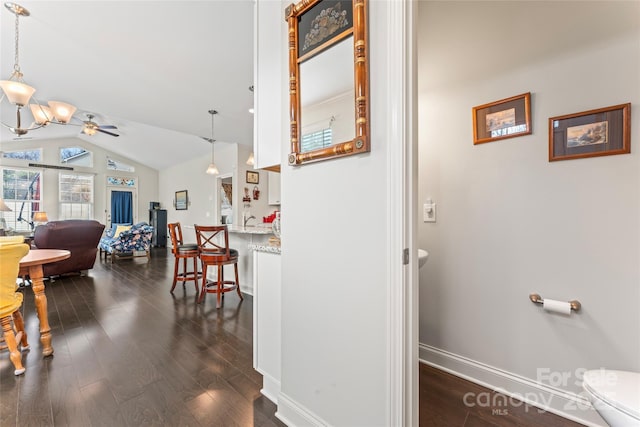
[386,0,418,425]
[106,186,138,228]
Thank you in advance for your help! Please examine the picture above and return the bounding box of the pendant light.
[205,110,219,175]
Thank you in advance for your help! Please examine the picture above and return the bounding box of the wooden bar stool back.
[0,237,31,375]
[168,222,201,294]
[194,225,242,308]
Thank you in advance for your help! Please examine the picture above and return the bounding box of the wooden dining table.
[19,249,70,357]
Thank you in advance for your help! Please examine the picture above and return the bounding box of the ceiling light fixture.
[0,2,77,136]
[205,110,219,175]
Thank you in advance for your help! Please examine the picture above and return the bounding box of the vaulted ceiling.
[0,1,255,170]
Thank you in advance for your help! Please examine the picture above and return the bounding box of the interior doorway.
[106,187,137,227]
[217,173,233,225]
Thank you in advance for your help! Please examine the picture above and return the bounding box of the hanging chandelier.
[0,2,77,136]
[205,109,219,175]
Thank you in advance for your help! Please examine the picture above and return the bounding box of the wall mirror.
[286,0,369,165]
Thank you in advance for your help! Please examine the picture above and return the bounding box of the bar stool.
[168,223,201,294]
[194,225,242,308]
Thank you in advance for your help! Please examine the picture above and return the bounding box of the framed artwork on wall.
[549,103,631,161]
[174,190,188,210]
[246,171,259,184]
[472,92,532,145]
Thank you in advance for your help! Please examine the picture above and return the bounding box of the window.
[107,158,135,172]
[2,149,42,162]
[60,147,92,167]
[1,168,42,232]
[300,128,333,152]
[59,173,94,220]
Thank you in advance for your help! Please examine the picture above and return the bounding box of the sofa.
[32,220,106,277]
[99,222,154,263]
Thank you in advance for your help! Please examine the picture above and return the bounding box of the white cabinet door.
[253,250,281,403]
[253,0,285,170]
[268,171,281,205]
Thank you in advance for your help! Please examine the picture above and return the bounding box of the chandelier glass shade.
[0,2,77,136]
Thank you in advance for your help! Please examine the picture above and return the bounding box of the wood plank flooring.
[0,248,283,427]
[1,247,586,426]
[419,363,585,427]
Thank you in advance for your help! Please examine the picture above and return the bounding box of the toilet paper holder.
[529,293,581,312]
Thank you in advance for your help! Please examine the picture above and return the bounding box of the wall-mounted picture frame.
[246,170,259,184]
[549,103,631,162]
[472,92,532,145]
[175,190,188,210]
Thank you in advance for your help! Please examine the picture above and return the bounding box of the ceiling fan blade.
[97,128,120,137]
[98,125,118,130]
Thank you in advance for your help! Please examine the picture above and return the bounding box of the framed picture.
[297,0,354,62]
[246,171,259,184]
[549,103,631,162]
[472,92,532,145]
[175,190,188,210]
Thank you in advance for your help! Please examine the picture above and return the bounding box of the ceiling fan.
[75,113,119,137]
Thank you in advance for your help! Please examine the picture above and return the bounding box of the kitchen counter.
[227,225,274,235]
[249,243,281,254]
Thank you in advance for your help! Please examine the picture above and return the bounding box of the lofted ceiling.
[0,1,255,170]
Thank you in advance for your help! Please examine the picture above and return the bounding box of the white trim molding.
[276,392,328,427]
[386,0,418,426]
[419,344,606,427]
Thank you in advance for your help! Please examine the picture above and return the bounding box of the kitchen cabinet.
[253,0,285,170]
[268,171,281,205]
[252,247,281,403]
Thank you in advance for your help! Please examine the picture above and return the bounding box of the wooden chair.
[168,222,201,294]
[0,236,31,375]
[194,225,242,308]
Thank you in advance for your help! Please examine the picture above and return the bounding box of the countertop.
[227,225,274,235]
[248,243,281,254]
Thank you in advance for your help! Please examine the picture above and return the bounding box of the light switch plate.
[423,202,436,222]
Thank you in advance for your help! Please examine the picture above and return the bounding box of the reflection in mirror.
[299,35,355,153]
[286,0,369,165]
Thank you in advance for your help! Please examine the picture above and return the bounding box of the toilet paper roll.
[543,299,572,315]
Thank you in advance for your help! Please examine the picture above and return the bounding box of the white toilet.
[582,369,640,426]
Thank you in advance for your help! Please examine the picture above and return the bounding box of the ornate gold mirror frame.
[286,0,369,166]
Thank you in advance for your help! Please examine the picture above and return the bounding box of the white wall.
[278,1,408,425]
[0,136,158,225]
[418,2,639,425]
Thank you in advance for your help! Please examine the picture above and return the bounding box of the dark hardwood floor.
[419,363,585,427]
[0,247,284,427]
[1,247,586,426]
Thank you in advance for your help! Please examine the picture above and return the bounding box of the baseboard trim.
[419,343,605,427]
[276,392,328,427]
[260,373,280,404]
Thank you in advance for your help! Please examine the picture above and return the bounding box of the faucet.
[243,214,256,227]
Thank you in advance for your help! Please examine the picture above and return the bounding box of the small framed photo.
[175,190,188,210]
[549,103,631,162]
[472,92,532,145]
[246,170,259,184]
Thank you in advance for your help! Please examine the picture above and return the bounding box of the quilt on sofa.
[99,222,154,263]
